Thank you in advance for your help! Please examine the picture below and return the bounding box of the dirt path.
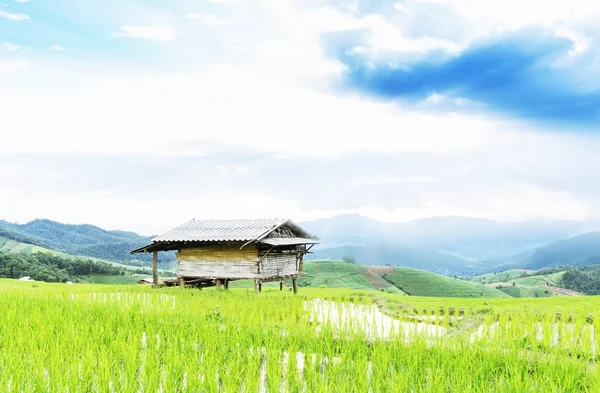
[544,286,586,296]
[362,267,395,289]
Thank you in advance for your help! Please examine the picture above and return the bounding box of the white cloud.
[394,3,410,13]
[0,57,29,71]
[423,0,600,31]
[1,41,20,52]
[303,7,464,54]
[186,13,232,26]
[339,3,359,14]
[553,27,592,56]
[109,26,177,41]
[49,44,68,52]
[1,0,600,228]
[208,0,236,4]
[217,165,256,176]
[0,10,29,20]
[423,92,447,104]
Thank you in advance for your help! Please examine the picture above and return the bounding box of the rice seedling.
[0,279,598,392]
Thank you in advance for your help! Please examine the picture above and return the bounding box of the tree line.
[560,265,600,295]
[0,253,125,283]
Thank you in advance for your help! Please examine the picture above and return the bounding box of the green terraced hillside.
[298,260,404,294]
[382,266,511,298]
[468,269,535,284]
[229,260,404,294]
[0,236,60,255]
[512,271,565,286]
[496,286,558,298]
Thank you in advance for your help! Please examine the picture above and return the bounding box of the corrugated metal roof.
[152,218,289,242]
[261,237,321,246]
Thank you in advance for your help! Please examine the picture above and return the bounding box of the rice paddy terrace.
[1,279,599,392]
[233,260,511,298]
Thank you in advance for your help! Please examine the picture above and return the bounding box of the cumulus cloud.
[109,26,177,41]
[0,10,29,20]
[1,0,600,229]
[325,26,600,127]
[1,41,20,52]
[2,128,599,233]
[0,57,29,71]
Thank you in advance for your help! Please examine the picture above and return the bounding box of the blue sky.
[1,0,600,233]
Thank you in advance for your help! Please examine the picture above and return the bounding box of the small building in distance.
[19,276,35,282]
[136,278,155,286]
[131,218,320,292]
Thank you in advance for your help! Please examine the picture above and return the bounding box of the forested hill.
[560,265,600,295]
[0,219,175,265]
[0,253,124,282]
[524,232,600,269]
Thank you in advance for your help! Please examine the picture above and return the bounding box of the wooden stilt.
[179,277,185,287]
[292,278,298,294]
[152,250,158,287]
[216,279,222,289]
[224,279,229,289]
[280,281,283,291]
[258,282,262,293]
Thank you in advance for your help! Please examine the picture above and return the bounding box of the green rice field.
[1,278,599,392]
[382,266,511,298]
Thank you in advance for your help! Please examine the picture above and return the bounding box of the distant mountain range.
[2,214,600,275]
[300,214,600,275]
[0,219,174,266]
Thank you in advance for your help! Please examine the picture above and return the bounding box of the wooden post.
[152,250,158,287]
[224,279,229,290]
[259,283,262,292]
[254,279,260,293]
[216,279,222,289]
[292,278,298,294]
[179,277,185,287]
[280,281,283,291]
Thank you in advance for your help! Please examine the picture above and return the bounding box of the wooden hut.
[131,218,320,293]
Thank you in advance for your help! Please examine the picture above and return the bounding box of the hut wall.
[259,253,298,279]
[177,245,259,279]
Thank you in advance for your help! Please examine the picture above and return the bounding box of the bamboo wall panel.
[177,246,260,278]
[260,253,297,278]
[177,247,258,263]
[179,260,259,278]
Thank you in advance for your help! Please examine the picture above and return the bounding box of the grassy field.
[512,271,565,286]
[0,279,598,392]
[224,261,404,294]
[222,261,502,297]
[297,260,403,294]
[0,235,62,255]
[83,261,508,298]
[45,259,578,300]
[382,266,511,298]
[496,286,558,298]
[80,275,174,285]
[470,269,574,298]
[468,269,535,284]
